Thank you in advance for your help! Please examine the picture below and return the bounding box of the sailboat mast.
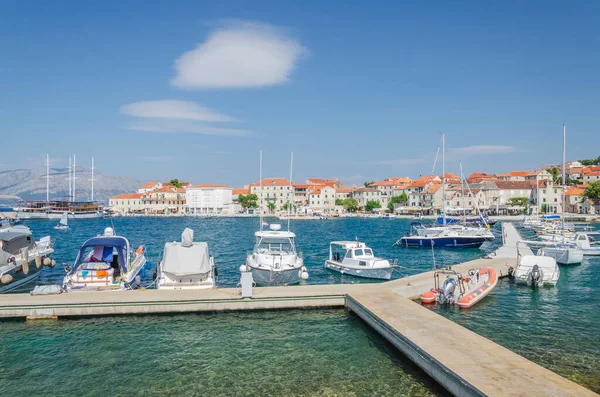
[72,154,76,203]
[91,157,95,202]
[259,151,263,231]
[45,154,50,203]
[68,156,72,201]
[460,161,465,222]
[562,124,566,230]
[288,152,293,232]
[442,133,446,226]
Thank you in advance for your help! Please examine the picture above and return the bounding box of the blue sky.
[1,1,599,187]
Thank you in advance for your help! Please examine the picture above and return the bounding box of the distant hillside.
[0,167,143,205]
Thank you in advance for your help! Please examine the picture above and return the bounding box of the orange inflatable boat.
[457,268,497,309]
[419,268,497,309]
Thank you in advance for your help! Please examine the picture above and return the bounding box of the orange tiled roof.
[188,184,230,189]
[423,184,442,194]
[111,193,143,199]
[498,171,531,177]
[139,181,159,189]
[440,173,459,179]
[233,187,251,195]
[254,178,292,187]
[371,177,412,187]
[293,184,311,189]
[565,186,585,196]
[307,178,337,185]
[336,188,352,193]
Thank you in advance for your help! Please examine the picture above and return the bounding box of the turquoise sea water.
[2,217,599,394]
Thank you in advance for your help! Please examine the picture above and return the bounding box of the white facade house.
[137,181,162,194]
[250,178,294,213]
[351,188,382,209]
[186,185,234,215]
[109,193,144,214]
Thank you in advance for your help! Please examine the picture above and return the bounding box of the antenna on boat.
[68,156,72,202]
[441,133,447,227]
[259,150,263,231]
[45,154,50,203]
[287,152,293,232]
[561,123,566,237]
[90,157,95,202]
[72,154,77,203]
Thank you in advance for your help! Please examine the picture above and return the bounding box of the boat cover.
[162,241,211,276]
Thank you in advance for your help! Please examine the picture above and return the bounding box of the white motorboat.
[519,239,582,265]
[574,233,600,256]
[325,240,397,280]
[513,255,560,287]
[242,223,308,286]
[63,227,147,291]
[54,212,69,230]
[157,228,216,290]
[0,226,54,293]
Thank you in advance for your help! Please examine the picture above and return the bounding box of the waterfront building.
[534,180,564,213]
[308,185,337,213]
[565,186,586,214]
[306,178,340,187]
[250,178,294,213]
[108,193,144,214]
[582,198,600,215]
[497,171,531,182]
[370,177,412,196]
[351,187,382,209]
[186,185,234,215]
[334,187,352,202]
[141,186,186,214]
[292,184,311,207]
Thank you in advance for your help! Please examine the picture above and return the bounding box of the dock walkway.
[0,222,596,396]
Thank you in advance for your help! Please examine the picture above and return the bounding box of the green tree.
[387,195,407,211]
[546,168,560,183]
[342,198,358,212]
[335,198,344,206]
[170,179,183,188]
[363,181,374,187]
[540,203,548,213]
[267,201,276,214]
[365,200,381,212]
[282,202,296,212]
[583,181,600,200]
[567,179,583,186]
[580,156,600,166]
[238,194,258,209]
[508,197,529,206]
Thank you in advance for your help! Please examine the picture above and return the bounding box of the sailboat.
[54,212,69,230]
[240,152,309,286]
[397,134,491,249]
[535,124,583,264]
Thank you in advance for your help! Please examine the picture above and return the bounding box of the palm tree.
[267,202,276,214]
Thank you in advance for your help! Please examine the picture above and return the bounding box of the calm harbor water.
[2,217,599,394]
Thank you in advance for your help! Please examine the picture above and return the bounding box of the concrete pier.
[0,222,597,396]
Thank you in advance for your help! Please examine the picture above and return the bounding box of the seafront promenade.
[0,223,596,396]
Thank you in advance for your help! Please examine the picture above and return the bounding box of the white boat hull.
[17,211,104,220]
[538,247,584,265]
[324,260,394,280]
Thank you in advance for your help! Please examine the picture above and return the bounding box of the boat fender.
[43,257,51,266]
[214,267,219,278]
[136,246,144,255]
[300,270,309,280]
[50,259,56,268]
[239,264,250,273]
[1,274,13,284]
[35,255,42,269]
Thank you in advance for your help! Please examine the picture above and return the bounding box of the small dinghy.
[420,267,497,309]
[54,212,69,231]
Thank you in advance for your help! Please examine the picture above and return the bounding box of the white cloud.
[126,120,251,136]
[450,145,517,154]
[171,20,307,89]
[120,100,237,122]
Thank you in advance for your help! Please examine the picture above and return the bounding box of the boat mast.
[259,151,263,231]
[288,152,293,232]
[45,153,50,203]
[72,154,76,203]
[90,157,95,202]
[460,160,465,223]
[68,156,72,201]
[442,133,446,226]
[561,124,566,233]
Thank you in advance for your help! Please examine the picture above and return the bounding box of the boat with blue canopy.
[63,227,147,291]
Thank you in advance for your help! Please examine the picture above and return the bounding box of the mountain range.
[0,167,142,205]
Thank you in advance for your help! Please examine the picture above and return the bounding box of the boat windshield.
[354,248,373,257]
[255,237,295,254]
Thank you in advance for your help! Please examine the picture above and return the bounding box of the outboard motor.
[527,264,543,288]
[439,278,456,305]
